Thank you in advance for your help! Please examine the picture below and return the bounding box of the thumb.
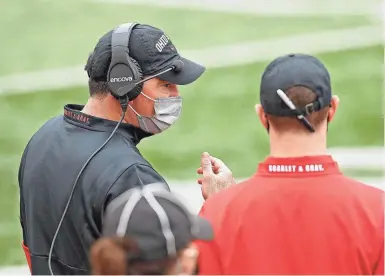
[201,152,213,176]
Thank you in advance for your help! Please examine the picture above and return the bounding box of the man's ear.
[327,95,340,123]
[255,104,269,130]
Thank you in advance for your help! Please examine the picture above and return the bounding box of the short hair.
[266,86,329,133]
[88,79,110,98]
[85,30,114,98]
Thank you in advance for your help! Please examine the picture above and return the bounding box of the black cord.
[48,103,128,275]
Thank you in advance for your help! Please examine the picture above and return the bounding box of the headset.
[107,22,144,103]
[48,22,184,275]
[107,22,184,106]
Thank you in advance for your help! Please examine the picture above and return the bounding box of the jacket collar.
[63,104,153,145]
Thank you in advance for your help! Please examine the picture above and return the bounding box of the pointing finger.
[201,152,213,177]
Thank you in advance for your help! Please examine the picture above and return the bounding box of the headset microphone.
[131,60,184,85]
[116,60,184,98]
[171,59,184,73]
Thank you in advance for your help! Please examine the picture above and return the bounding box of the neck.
[81,96,139,126]
[269,131,327,158]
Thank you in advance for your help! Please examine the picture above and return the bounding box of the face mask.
[129,92,182,134]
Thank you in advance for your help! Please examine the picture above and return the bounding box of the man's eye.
[163,83,172,88]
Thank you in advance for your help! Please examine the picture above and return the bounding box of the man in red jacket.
[196,53,384,275]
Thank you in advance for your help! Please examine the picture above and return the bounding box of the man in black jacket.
[18,22,205,275]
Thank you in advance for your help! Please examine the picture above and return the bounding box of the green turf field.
[2,0,374,75]
[0,0,382,266]
[0,45,383,264]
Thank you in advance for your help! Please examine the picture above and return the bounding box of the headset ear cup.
[127,58,143,101]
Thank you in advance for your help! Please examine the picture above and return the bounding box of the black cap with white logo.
[86,24,205,85]
[102,184,213,261]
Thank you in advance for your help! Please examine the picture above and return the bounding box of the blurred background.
[0,0,383,272]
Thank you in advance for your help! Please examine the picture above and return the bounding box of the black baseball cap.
[260,53,332,117]
[85,23,205,85]
[102,184,213,261]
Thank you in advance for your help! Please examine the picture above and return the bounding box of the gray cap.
[102,184,213,261]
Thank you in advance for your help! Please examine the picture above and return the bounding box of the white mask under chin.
[130,93,182,134]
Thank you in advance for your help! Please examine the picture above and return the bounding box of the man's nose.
[170,85,179,97]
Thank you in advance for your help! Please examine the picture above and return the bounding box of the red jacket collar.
[257,155,341,177]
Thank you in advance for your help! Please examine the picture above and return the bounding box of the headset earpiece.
[107,22,143,103]
[125,57,143,101]
[108,56,143,101]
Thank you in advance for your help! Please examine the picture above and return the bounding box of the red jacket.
[197,155,384,275]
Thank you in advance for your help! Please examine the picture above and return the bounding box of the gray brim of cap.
[159,57,206,85]
[192,216,214,241]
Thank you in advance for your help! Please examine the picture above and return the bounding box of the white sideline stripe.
[0,147,383,176]
[179,26,382,69]
[0,26,381,95]
[327,147,384,170]
[1,148,384,170]
[89,0,380,16]
[0,266,29,275]
[0,176,383,274]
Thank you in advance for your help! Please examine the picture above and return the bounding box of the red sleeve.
[22,241,32,273]
[196,204,223,275]
[373,197,384,275]
[373,242,384,275]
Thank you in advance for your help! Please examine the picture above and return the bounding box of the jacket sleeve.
[18,139,32,273]
[102,164,170,215]
[195,203,223,275]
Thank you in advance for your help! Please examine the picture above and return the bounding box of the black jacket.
[18,104,169,275]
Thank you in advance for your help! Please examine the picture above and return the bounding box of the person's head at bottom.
[255,53,340,157]
[89,184,213,275]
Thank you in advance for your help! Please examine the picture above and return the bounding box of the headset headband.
[110,22,138,65]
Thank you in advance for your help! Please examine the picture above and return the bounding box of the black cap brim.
[192,216,214,241]
[158,57,206,85]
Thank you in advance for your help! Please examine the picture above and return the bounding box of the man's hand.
[170,243,199,275]
[197,152,236,200]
